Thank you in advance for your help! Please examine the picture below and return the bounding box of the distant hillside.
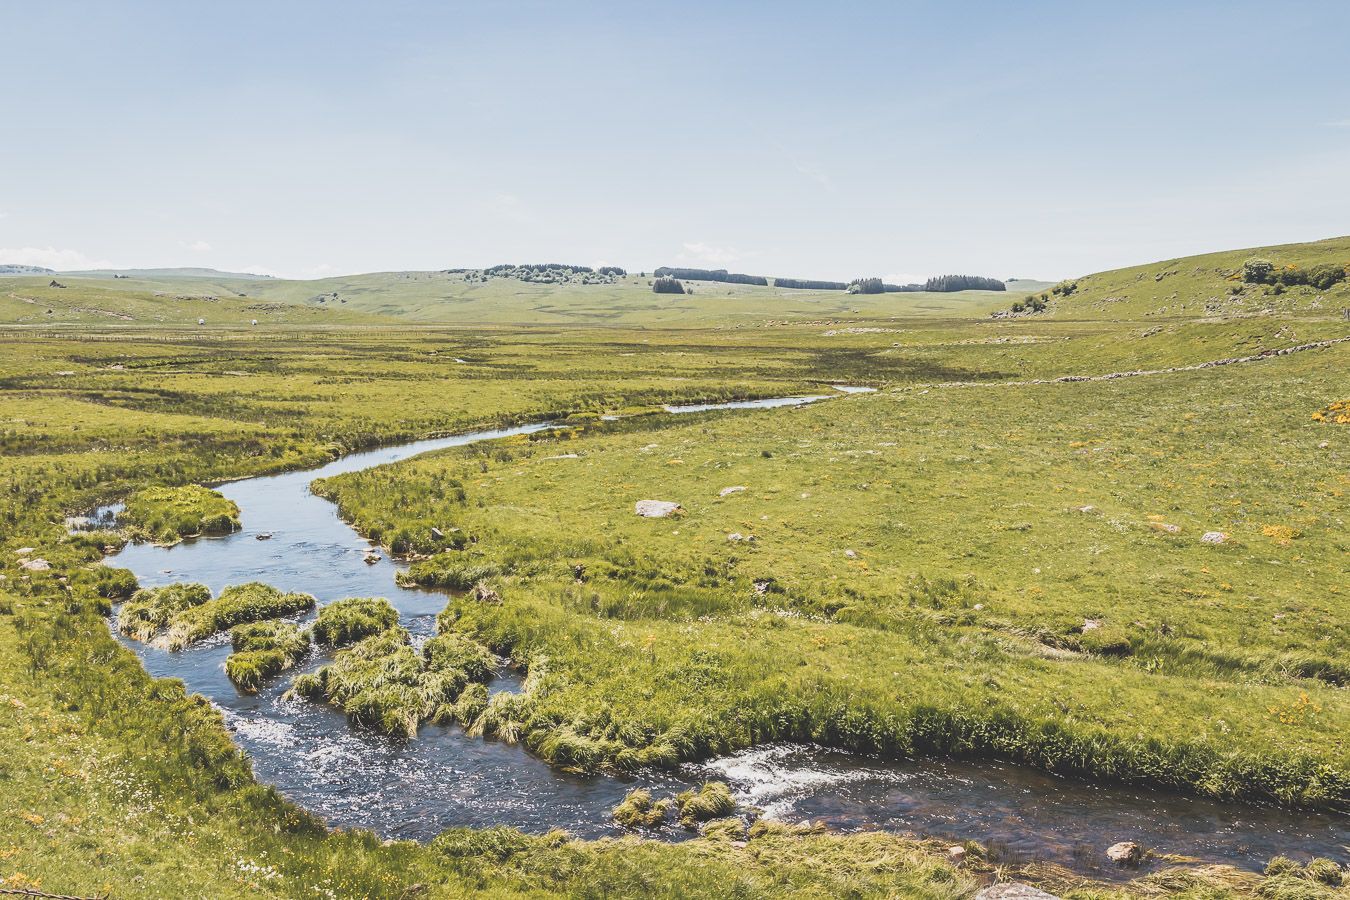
[0,264,54,275]
[68,267,275,279]
[1008,236,1350,320]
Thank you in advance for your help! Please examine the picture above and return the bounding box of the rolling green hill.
[1018,235,1350,320]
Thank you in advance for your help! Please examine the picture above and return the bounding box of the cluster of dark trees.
[919,275,1006,292]
[652,276,686,294]
[1242,258,1346,290]
[774,277,848,290]
[653,267,768,286]
[847,277,885,294]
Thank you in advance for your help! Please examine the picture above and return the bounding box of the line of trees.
[774,277,847,290]
[653,267,768,286]
[920,275,1006,292]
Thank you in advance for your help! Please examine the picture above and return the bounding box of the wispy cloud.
[0,246,112,270]
[183,239,212,252]
[1324,118,1350,128]
[792,159,834,192]
[676,241,741,266]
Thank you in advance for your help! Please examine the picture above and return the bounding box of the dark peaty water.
[102,399,1348,875]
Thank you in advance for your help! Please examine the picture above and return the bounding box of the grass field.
[0,240,1347,898]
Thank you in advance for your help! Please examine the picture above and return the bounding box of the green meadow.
[0,240,1346,898]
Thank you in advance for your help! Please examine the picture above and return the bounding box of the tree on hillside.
[652,277,686,294]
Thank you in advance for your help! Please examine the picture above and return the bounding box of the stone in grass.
[1200,531,1229,544]
[635,500,683,518]
[718,486,746,497]
[975,885,1061,900]
[1106,840,1144,866]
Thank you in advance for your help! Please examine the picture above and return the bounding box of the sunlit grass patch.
[121,484,240,544]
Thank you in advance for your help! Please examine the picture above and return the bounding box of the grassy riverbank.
[0,260,1346,896]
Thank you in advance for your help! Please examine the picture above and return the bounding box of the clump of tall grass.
[612,788,672,828]
[225,621,311,692]
[309,596,399,646]
[675,781,735,828]
[399,556,501,590]
[161,582,315,650]
[121,484,240,544]
[116,582,211,643]
[291,623,497,738]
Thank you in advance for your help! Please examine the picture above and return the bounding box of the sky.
[2,1,1348,282]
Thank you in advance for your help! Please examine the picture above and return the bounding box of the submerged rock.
[1106,840,1144,866]
[975,884,1060,900]
[635,500,683,518]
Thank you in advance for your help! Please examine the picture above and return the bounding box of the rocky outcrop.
[635,500,683,518]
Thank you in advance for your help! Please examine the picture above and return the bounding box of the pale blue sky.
[3,1,1348,281]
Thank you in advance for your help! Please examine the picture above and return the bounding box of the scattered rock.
[1319,441,1330,449]
[844,549,858,559]
[1200,531,1228,544]
[975,884,1061,900]
[14,547,34,556]
[255,532,273,541]
[947,845,967,864]
[727,532,755,543]
[1082,619,1102,631]
[635,500,683,518]
[1150,522,1181,534]
[1106,840,1143,866]
[1075,505,1097,513]
[363,550,381,565]
[19,558,51,572]
[719,486,746,497]
[471,581,501,604]
[430,526,444,540]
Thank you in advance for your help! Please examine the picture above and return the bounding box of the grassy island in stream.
[121,484,241,544]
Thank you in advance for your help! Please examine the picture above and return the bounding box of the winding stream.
[102,394,1347,877]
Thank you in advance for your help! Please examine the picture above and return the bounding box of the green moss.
[309,596,399,646]
[121,484,240,544]
[224,621,311,692]
[612,788,672,829]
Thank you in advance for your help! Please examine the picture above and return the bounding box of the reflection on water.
[103,399,1349,873]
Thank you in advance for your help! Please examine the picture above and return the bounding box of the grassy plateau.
[0,240,1346,898]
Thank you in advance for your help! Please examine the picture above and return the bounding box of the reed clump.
[309,596,399,646]
[225,620,311,692]
[116,582,212,643]
[162,582,316,651]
